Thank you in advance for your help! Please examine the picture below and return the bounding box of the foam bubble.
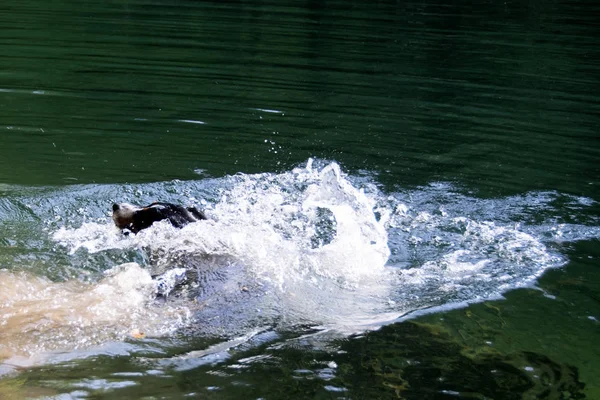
[54,160,391,288]
[39,160,600,348]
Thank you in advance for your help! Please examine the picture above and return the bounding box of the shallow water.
[1,0,599,398]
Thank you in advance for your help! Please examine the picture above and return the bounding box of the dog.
[112,202,207,234]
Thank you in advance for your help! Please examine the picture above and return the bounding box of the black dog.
[112,202,207,234]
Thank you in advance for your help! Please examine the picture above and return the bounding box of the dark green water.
[1,0,599,398]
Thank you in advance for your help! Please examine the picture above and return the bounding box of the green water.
[1,0,599,398]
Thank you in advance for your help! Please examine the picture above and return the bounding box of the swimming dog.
[112,202,207,234]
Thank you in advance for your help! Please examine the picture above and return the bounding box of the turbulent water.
[1,160,597,373]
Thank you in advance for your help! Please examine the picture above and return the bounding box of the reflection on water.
[0,0,598,196]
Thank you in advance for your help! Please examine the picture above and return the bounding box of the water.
[1,0,599,398]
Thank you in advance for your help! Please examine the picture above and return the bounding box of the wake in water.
[1,159,598,369]
[0,264,190,363]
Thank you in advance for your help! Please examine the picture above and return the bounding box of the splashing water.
[383,183,598,319]
[0,263,192,365]
[52,160,396,334]
[1,159,597,366]
[54,161,390,287]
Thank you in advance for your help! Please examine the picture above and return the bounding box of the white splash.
[54,161,391,288]
[48,160,597,340]
[51,161,395,334]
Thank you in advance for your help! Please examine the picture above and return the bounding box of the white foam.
[42,160,598,352]
[54,161,390,287]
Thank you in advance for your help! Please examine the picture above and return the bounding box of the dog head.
[112,203,141,230]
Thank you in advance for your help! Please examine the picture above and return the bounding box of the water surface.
[1,0,599,398]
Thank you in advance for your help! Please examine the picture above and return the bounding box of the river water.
[1,0,599,399]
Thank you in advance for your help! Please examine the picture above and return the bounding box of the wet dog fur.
[112,202,207,234]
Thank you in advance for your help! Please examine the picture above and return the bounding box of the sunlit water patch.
[0,160,597,372]
[0,263,191,367]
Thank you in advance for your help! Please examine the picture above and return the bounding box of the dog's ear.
[187,207,207,220]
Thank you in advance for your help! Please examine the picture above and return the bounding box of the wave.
[0,159,597,369]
